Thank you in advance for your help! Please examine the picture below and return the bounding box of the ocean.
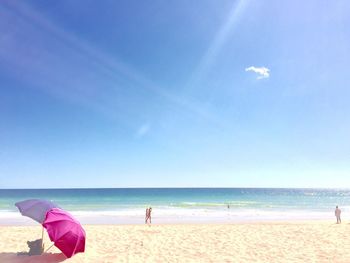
[0,188,349,225]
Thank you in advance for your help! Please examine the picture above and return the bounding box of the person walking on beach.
[335,206,341,224]
[148,207,152,224]
[145,208,149,224]
[145,207,152,224]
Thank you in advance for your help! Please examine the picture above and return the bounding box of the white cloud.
[136,123,151,138]
[245,66,270,79]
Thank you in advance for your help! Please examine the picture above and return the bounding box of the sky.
[0,0,350,188]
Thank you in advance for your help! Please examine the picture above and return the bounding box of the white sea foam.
[67,208,335,225]
[0,208,335,225]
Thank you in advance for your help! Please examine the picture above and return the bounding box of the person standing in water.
[335,206,341,224]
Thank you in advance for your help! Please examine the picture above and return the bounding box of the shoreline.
[0,208,336,226]
[0,217,336,227]
[0,219,340,227]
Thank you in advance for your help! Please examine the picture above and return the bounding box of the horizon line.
[1,187,349,190]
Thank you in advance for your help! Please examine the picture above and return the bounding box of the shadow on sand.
[0,252,66,263]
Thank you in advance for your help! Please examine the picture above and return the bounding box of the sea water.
[0,188,349,225]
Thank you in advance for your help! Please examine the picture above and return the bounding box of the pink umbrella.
[43,208,86,258]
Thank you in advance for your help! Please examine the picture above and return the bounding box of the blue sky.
[1,0,349,188]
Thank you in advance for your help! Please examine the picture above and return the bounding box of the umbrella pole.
[41,227,44,253]
[44,243,54,253]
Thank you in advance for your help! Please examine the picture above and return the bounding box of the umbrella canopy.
[43,208,85,258]
[15,199,58,224]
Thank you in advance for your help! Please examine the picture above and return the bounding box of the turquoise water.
[0,188,349,224]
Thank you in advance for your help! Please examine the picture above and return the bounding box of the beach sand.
[1,221,349,262]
